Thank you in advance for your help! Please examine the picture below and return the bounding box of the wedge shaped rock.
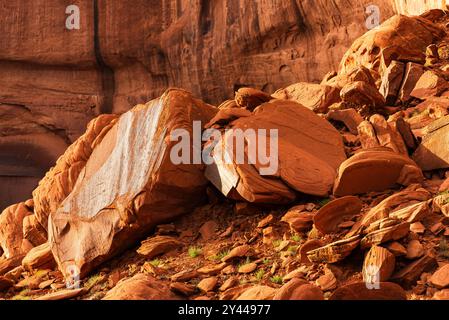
[363,246,396,283]
[398,62,425,103]
[340,81,385,109]
[205,100,346,203]
[413,116,449,170]
[351,184,430,233]
[48,89,217,278]
[272,82,340,113]
[379,60,405,105]
[22,243,55,272]
[307,236,360,264]
[411,70,449,100]
[392,253,437,289]
[360,221,410,249]
[333,148,423,197]
[136,236,183,259]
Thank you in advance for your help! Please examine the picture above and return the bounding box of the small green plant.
[254,269,265,281]
[291,234,302,242]
[128,264,138,275]
[188,246,202,258]
[34,269,49,279]
[288,245,299,253]
[238,257,252,270]
[12,289,31,300]
[262,258,271,265]
[84,274,103,289]
[438,191,449,204]
[210,250,230,261]
[270,275,283,285]
[272,239,282,248]
[149,259,162,267]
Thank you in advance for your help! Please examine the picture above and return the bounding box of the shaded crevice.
[93,0,115,114]
[290,0,308,32]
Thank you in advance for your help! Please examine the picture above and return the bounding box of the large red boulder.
[205,100,346,203]
[48,89,216,278]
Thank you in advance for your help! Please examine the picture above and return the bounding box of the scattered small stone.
[429,264,449,289]
[387,242,408,256]
[197,277,218,293]
[197,263,227,276]
[36,288,87,301]
[257,214,275,229]
[170,282,196,296]
[220,277,239,292]
[199,221,218,240]
[136,236,183,259]
[406,240,425,260]
[171,269,199,282]
[430,222,445,235]
[222,245,250,262]
[410,222,425,234]
[238,263,258,274]
[316,270,337,291]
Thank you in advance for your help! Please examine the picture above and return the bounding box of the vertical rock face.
[0,0,446,210]
[0,0,100,211]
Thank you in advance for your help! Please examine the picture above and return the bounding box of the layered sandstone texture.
[0,0,397,210]
[3,0,448,211]
[3,1,449,302]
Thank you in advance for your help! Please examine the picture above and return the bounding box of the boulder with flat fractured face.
[33,114,120,231]
[333,148,423,196]
[363,245,396,282]
[413,116,449,170]
[379,60,405,105]
[48,89,217,278]
[205,100,346,203]
[272,82,340,113]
